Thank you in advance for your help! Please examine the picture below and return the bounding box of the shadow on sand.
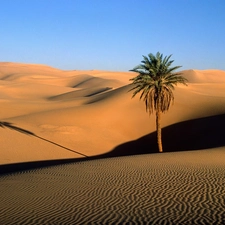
[0,122,89,175]
[0,122,88,157]
[100,113,225,157]
[0,113,224,175]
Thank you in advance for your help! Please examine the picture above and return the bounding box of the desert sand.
[0,62,224,223]
[0,63,224,164]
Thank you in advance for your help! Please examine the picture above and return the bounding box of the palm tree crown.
[130,52,187,114]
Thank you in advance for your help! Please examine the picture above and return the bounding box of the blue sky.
[0,0,225,71]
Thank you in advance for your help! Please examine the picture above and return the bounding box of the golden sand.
[0,63,224,163]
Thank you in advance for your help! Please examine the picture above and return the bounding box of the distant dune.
[0,62,225,164]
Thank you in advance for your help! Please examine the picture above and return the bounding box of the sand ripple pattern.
[0,149,225,224]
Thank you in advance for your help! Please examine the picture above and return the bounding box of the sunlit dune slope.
[0,62,225,164]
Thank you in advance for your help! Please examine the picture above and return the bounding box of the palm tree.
[129,52,187,152]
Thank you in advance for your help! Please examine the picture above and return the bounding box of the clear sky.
[1,0,225,71]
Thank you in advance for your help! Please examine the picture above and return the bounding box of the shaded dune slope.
[48,87,112,101]
[104,113,225,157]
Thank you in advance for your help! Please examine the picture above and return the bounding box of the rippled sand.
[0,148,224,224]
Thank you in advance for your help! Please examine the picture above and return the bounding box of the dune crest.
[181,69,225,83]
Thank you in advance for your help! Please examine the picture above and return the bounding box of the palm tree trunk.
[156,104,163,152]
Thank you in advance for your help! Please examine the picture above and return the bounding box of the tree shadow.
[0,122,88,158]
[0,121,91,174]
[0,114,224,174]
[98,113,225,157]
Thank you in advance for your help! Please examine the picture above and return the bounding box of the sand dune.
[0,62,225,164]
[182,69,225,83]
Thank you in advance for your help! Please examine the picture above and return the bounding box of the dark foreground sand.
[0,148,224,224]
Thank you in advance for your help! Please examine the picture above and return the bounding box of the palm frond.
[129,52,188,115]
